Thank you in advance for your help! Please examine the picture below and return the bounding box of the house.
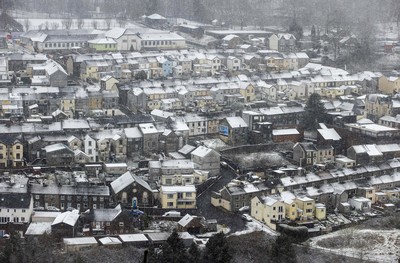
[221,34,242,49]
[0,134,24,168]
[159,185,196,209]
[349,197,371,211]
[145,14,167,27]
[87,38,117,52]
[138,123,160,156]
[226,56,241,71]
[110,171,154,208]
[191,146,220,177]
[295,196,315,220]
[177,214,205,234]
[364,94,392,122]
[27,60,68,87]
[347,144,383,165]
[378,75,400,94]
[251,195,285,230]
[211,180,271,212]
[51,211,80,238]
[43,143,74,166]
[0,193,33,225]
[100,75,119,91]
[219,117,249,146]
[272,128,301,143]
[317,123,343,155]
[90,204,123,235]
[268,34,296,52]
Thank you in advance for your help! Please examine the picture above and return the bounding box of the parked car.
[162,211,181,217]
[241,213,252,222]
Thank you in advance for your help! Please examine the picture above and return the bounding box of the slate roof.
[0,193,31,209]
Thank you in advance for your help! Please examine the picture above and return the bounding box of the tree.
[135,70,147,80]
[160,230,187,263]
[24,19,31,31]
[288,17,303,46]
[187,242,202,263]
[0,231,23,263]
[92,20,98,29]
[301,93,326,130]
[204,232,232,263]
[270,234,297,263]
[77,18,85,29]
[51,22,60,30]
[62,17,73,29]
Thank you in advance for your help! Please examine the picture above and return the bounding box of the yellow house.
[87,38,117,52]
[284,199,298,221]
[60,96,75,118]
[0,137,24,168]
[147,100,161,111]
[159,185,196,209]
[314,203,326,220]
[378,75,400,94]
[0,141,7,168]
[88,92,103,110]
[100,75,119,92]
[251,195,285,230]
[239,82,256,102]
[295,196,315,220]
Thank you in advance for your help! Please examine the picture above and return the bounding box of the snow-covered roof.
[63,237,98,246]
[178,213,195,227]
[191,146,218,158]
[52,211,79,227]
[111,172,152,194]
[99,236,122,246]
[161,185,196,193]
[225,116,248,128]
[25,222,52,236]
[272,128,299,136]
[119,234,148,243]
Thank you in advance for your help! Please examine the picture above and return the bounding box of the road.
[196,165,246,233]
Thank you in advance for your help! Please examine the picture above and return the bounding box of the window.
[186,193,192,197]
[61,196,65,201]
[16,145,20,150]
[22,209,26,213]
[167,194,174,199]
[167,202,173,207]
[93,204,97,209]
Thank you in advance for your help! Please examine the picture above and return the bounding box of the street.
[196,165,246,233]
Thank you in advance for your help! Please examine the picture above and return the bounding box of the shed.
[63,237,98,252]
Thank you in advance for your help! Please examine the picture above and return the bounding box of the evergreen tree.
[204,232,232,263]
[1,231,23,263]
[301,93,326,130]
[288,18,303,44]
[270,234,297,263]
[161,230,187,263]
[188,242,202,263]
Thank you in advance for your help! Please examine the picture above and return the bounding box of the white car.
[241,213,252,222]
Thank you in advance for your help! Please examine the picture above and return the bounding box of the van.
[162,211,181,217]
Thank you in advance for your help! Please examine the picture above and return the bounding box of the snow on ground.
[231,218,278,237]
[309,228,400,263]
[201,138,230,151]
[15,18,139,31]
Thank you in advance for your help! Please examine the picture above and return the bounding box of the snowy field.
[309,228,400,262]
[15,18,139,31]
[231,219,279,237]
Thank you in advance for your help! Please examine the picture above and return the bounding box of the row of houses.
[212,157,400,212]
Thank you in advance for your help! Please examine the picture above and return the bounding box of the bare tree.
[38,24,43,31]
[62,18,73,30]
[117,18,126,28]
[45,21,49,30]
[51,22,60,30]
[23,19,31,32]
[76,18,85,29]
[105,18,112,29]
[92,20,98,29]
